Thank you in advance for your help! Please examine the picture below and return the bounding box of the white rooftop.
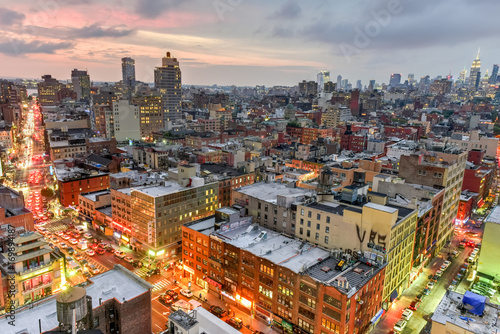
[235,182,314,204]
[0,265,152,334]
[486,205,500,225]
[216,225,329,273]
[431,291,500,333]
[364,202,398,214]
[81,190,110,202]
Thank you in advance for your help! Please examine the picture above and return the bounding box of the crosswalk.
[79,254,109,274]
[134,267,150,277]
[44,224,69,233]
[152,278,174,291]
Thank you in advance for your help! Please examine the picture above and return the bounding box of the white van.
[75,226,85,234]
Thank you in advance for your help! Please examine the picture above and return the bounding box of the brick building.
[56,167,110,207]
[182,210,386,334]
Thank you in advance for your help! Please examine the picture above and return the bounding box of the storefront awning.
[370,309,384,323]
[390,289,398,302]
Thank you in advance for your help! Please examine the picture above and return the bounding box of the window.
[316,223,320,230]
[321,318,340,333]
[300,294,317,308]
[299,306,315,320]
[306,230,310,237]
[308,211,312,218]
[260,263,274,276]
[307,221,311,227]
[259,285,273,298]
[300,228,303,235]
[326,216,331,223]
[315,233,319,240]
[324,294,342,310]
[325,226,330,233]
[300,218,304,225]
[301,209,304,215]
[300,282,317,296]
[298,319,314,334]
[325,236,329,244]
[322,306,341,322]
[278,284,294,297]
[317,213,321,220]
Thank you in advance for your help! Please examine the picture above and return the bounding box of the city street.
[370,217,485,334]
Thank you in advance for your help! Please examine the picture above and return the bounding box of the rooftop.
[431,291,500,333]
[215,224,330,274]
[486,205,500,225]
[81,190,111,202]
[235,182,314,204]
[0,265,152,334]
[55,167,108,182]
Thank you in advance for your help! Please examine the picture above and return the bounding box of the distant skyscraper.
[317,70,330,92]
[389,73,401,87]
[154,52,182,124]
[368,79,375,91]
[336,75,342,91]
[356,80,362,91]
[71,69,91,101]
[489,64,499,84]
[458,67,467,85]
[469,49,481,90]
[121,57,136,97]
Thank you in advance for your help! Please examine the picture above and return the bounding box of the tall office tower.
[37,75,61,106]
[336,75,342,91]
[154,52,182,124]
[408,73,415,86]
[389,73,401,87]
[457,67,467,85]
[469,49,481,90]
[489,64,499,84]
[71,69,91,101]
[368,79,376,91]
[356,80,362,90]
[316,70,330,92]
[121,57,136,97]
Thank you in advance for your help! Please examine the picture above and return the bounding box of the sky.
[0,0,499,87]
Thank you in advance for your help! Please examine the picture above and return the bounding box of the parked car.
[74,252,83,261]
[132,260,143,268]
[96,248,105,255]
[430,275,438,283]
[226,317,243,330]
[402,309,413,320]
[394,319,407,332]
[180,289,193,298]
[409,301,421,311]
[60,242,68,249]
[209,305,227,318]
[124,256,134,263]
[423,288,430,295]
[88,264,100,275]
[146,268,160,277]
[67,247,75,254]
[427,282,435,290]
[83,233,92,239]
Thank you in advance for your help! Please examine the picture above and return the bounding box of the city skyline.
[0,1,499,86]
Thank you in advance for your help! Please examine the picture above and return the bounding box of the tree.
[287,121,301,128]
[41,187,54,199]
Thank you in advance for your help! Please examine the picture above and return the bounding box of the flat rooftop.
[185,217,216,236]
[235,182,314,204]
[215,224,330,274]
[0,265,152,334]
[55,167,107,182]
[306,258,385,297]
[431,291,500,333]
[486,205,500,225]
[81,190,110,202]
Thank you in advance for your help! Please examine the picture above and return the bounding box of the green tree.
[41,187,54,198]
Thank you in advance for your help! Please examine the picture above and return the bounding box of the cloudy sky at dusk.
[0,0,499,86]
